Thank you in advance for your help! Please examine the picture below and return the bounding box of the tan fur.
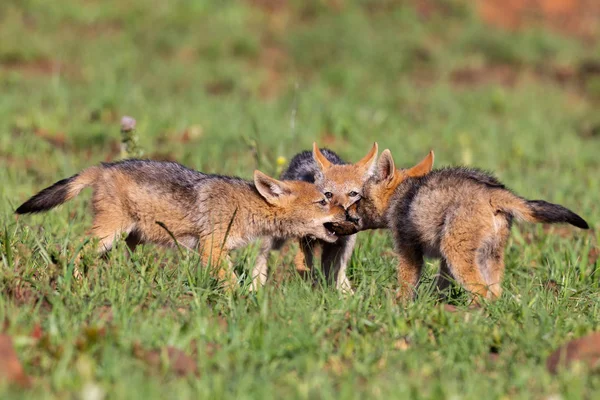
[312,142,378,209]
[350,150,587,303]
[349,150,435,230]
[18,160,351,291]
[251,143,378,292]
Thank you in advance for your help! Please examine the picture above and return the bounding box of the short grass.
[1,1,599,398]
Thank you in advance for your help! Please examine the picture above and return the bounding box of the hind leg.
[471,218,511,300]
[483,252,505,300]
[435,259,454,300]
[89,211,134,256]
[321,234,356,294]
[296,237,328,285]
[478,231,509,300]
[396,245,425,302]
[297,236,316,273]
[442,249,489,303]
[70,211,134,279]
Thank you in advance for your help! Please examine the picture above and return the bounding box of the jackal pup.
[252,143,377,293]
[348,150,589,301]
[16,159,352,289]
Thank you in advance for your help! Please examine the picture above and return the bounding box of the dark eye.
[349,191,359,197]
[324,192,333,199]
[319,199,328,206]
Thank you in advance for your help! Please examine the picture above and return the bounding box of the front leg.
[321,234,357,294]
[199,240,238,292]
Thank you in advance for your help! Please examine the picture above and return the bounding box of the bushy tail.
[496,191,589,229]
[525,200,589,229]
[15,168,99,214]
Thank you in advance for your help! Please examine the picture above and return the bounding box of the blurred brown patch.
[0,334,31,388]
[451,64,520,87]
[413,0,464,19]
[543,279,561,295]
[75,325,108,352]
[477,0,600,41]
[0,58,79,78]
[443,303,482,313]
[320,132,349,147]
[588,247,599,265]
[33,128,69,150]
[148,151,177,162]
[542,224,583,238]
[578,121,600,139]
[30,324,44,341]
[248,0,288,13]
[257,45,288,100]
[443,304,460,313]
[449,61,600,102]
[488,352,500,362]
[0,152,39,176]
[324,354,353,376]
[205,79,235,96]
[547,332,600,374]
[133,342,199,377]
[246,0,291,100]
[101,140,122,162]
[72,21,122,39]
[394,337,411,351]
[2,278,51,310]
[95,305,114,323]
[212,315,229,332]
[179,125,203,144]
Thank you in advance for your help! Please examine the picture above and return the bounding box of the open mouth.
[324,222,338,238]
[324,221,359,236]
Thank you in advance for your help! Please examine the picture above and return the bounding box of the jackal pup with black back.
[347,150,589,302]
[16,159,353,290]
[251,143,377,293]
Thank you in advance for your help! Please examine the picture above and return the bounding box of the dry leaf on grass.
[0,334,31,387]
[547,332,600,374]
[30,324,43,340]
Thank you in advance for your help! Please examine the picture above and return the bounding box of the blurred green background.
[2,0,599,189]
[1,1,600,398]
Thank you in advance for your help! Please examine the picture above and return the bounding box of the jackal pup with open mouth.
[251,143,377,293]
[346,150,589,302]
[16,159,354,290]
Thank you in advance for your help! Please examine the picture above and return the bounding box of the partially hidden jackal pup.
[251,143,377,293]
[16,159,354,290]
[347,150,589,302]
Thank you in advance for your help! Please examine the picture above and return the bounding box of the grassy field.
[1,0,600,398]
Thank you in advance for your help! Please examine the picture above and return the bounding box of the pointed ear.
[312,142,332,171]
[406,150,434,178]
[377,149,396,183]
[355,142,378,176]
[254,170,291,205]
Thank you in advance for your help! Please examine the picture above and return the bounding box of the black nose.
[345,211,360,225]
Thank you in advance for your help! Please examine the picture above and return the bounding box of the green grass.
[1,0,599,398]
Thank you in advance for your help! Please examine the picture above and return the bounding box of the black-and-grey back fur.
[382,165,587,301]
[387,167,509,256]
[281,149,346,182]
